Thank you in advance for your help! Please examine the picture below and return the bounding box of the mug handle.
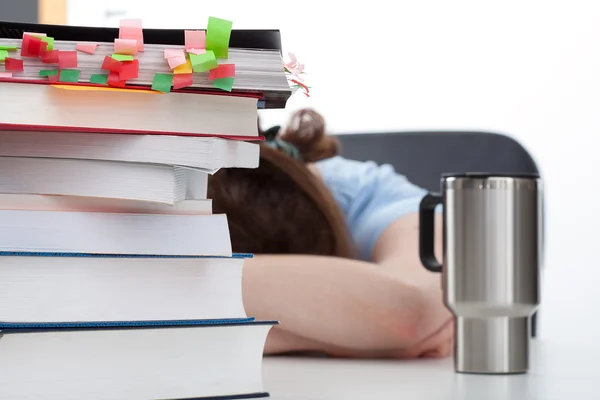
[419,193,443,273]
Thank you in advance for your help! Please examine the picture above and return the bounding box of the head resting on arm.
[208,108,357,258]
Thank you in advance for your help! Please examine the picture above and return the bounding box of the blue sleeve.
[316,156,428,261]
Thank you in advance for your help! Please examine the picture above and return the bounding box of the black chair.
[336,131,542,337]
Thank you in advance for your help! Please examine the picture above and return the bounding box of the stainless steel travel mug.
[419,173,542,374]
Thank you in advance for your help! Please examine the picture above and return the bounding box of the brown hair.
[208,109,357,258]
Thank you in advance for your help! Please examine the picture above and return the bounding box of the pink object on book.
[58,51,78,69]
[114,39,138,55]
[167,55,187,69]
[185,30,206,50]
[172,73,194,89]
[76,43,98,54]
[0,72,13,78]
[41,49,59,63]
[119,19,144,52]
[120,19,143,29]
[209,64,235,80]
[187,48,206,55]
[21,34,44,58]
[119,59,139,81]
[164,48,185,59]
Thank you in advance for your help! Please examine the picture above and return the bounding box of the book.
[0,156,208,204]
[0,210,232,256]
[0,20,291,109]
[0,320,276,400]
[0,130,260,170]
[0,194,213,215]
[0,82,261,138]
[0,252,249,323]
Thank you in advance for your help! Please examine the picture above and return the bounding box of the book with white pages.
[0,210,232,256]
[0,156,208,204]
[0,320,276,400]
[0,194,212,214]
[0,130,259,170]
[0,252,248,323]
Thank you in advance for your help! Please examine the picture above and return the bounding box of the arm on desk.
[242,213,452,358]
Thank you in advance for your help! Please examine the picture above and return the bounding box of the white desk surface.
[263,339,596,400]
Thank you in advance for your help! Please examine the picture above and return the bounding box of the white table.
[262,339,596,399]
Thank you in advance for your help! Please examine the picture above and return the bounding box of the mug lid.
[442,172,540,179]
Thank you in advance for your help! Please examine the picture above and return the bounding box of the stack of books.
[0,16,287,400]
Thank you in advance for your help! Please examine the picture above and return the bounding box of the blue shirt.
[315,156,428,261]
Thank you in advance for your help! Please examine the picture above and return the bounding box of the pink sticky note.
[119,19,144,52]
[58,51,78,69]
[120,18,143,29]
[167,55,187,69]
[114,39,138,55]
[0,72,13,78]
[75,43,98,54]
[164,48,185,59]
[185,30,206,50]
[187,48,206,55]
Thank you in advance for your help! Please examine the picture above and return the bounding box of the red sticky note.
[208,64,235,80]
[58,51,78,69]
[101,55,123,72]
[107,71,127,87]
[4,58,24,71]
[47,74,60,82]
[41,49,59,63]
[119,59,139,80]
[75,43,98,54]
[21,34,43,57]
[173,73,194,89]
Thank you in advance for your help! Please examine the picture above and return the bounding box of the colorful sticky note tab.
[21,35,44,58]
[173,58,193,75]
[0,46,18,51]
[41,50,59,64]
[152,73,173,93]
[76,43,98,54]
[112,54,134,61]
[0,50,7,61]
[185,30,206,51]
[41,37,54,51]
[190,50,218,73]
[173,73,194,89]
[59,69,80,83]
[114,39,138,55]
[0,72,13,78]
[39,69,59,77]
[167,55,187,69]
[4,58,23,71]
[187,48,206,55]
[58,51,78,69]
[206,16,232,59]
[89,73,109,85]
[209,63,235,80]
[101,55,123,72]
[119,19,144,52]
[107,71,127,87]
[164,48,184,59]
[119,59,139,81]
[212,77,234,92]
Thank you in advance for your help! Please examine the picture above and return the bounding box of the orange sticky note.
[76,43,98,54]
[114,39,138,55]
[185,30,206,50]
[173,58,193,74]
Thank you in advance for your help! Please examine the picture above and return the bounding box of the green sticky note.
[89,73,109,85]
[152,73,173,93]
[39,69,59,77]
[212,77,234,92]
[190,50,218,73]
[41,36,54,51]
[59,69,81,83]
[206,16,232,59]
[112,54,134,61]
[0,49,7,61]
[0,46,18,51]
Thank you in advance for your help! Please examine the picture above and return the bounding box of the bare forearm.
[242,254,426,352]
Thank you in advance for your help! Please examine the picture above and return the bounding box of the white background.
[67,0,600,342]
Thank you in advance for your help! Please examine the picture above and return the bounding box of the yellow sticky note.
[174,58,193,74]
[50,85,162,95]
